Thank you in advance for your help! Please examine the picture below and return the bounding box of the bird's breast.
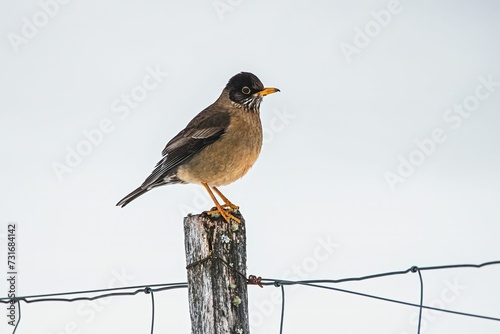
[176,112,263,186]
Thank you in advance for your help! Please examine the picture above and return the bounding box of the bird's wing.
[141,109,230,188]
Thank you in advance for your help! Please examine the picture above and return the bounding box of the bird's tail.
[116,186,149,207]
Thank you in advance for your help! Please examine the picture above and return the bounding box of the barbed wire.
[1,261,500,334]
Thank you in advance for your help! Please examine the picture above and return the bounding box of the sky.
[1,0,500,333]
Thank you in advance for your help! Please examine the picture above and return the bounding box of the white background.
[1,0,500,333]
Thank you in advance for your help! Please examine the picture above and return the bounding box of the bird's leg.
[201,182,241,224]
[212,186,239,211]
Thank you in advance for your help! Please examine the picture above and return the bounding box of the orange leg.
[201,182,240,224]
[212,186,239,210]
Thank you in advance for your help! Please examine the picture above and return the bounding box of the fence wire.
[1,260,500,334]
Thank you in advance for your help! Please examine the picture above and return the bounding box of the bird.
[116,72,280,223]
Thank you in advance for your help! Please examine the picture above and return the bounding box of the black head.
[226,72,279,110]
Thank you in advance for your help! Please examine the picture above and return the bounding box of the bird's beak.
[255,87,280,96]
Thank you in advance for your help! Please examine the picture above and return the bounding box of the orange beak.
[255,87,280,96]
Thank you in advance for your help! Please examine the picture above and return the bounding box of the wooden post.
[184,212,249,334]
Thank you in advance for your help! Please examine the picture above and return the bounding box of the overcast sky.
[1,0,500,333]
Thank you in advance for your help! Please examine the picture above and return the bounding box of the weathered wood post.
[184,212,249,334]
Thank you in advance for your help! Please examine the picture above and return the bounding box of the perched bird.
[116,72,279,223]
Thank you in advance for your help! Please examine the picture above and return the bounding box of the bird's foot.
[206,207,241,224]
[201,183,241,223]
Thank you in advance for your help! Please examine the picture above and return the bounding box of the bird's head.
[226,72,280,111]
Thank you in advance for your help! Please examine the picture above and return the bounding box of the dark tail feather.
[116,186,149,207]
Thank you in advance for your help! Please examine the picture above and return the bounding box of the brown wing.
[140,107,230,189]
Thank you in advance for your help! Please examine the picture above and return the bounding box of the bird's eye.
[241,86,251,94]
